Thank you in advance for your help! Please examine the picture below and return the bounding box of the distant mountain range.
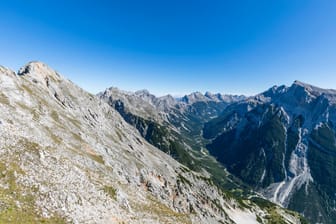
[1,61,330,223]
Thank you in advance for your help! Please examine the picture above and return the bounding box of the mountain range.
[204,81,336,223]
[1,61,332,223]
[100,79,336,224]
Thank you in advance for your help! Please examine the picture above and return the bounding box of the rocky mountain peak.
[284,80,336,106]
[292,80,309,87]
[18,61,62,85]
[290,80,336,97]
[290,80,316,93]
[261,84,287,99]
[259,81,327,105]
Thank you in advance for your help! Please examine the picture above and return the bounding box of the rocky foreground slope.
[0,62,304,223]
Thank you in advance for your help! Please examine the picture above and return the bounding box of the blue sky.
[1,0,336,96]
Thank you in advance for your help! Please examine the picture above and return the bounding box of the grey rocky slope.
[204,81,336,223]
[0,62,304,223]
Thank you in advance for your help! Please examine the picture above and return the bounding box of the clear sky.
[1,0,336,96]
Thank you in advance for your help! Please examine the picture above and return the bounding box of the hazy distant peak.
[204,91,220,100]
[135,89,151,95]
[102,86,134,97]
[106,86,120,91]
[181,91,207,104]
[158,94,175,101]
[134,89,157,104]
[181,91,246,104]
[204,91,214,97]
[192,91,204,96]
